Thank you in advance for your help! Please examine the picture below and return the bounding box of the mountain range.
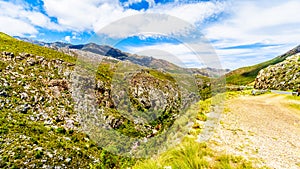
[14,36,230,77]
[13,35,300,89]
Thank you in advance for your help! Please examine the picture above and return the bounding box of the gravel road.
[207,94,300,169]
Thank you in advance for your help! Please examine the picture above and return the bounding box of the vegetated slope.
[254,53,300,90]
[0,32,203,168]
[1,32,255,169]
[1,33,75,63]
[226,45,300,85]
[0,32,138,168]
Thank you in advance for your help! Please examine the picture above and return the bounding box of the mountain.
[14,37,229,77]
[68,43,230,76]
[226,45,300,85]
[254,53,300,90]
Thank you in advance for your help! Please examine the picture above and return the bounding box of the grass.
[133,138,255,169]
[286,95,300,101]
[284,95,300,111]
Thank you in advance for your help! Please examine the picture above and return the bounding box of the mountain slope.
[0,32,138,168]
[254,53,300,90]
[0,32,201,168]
[226,45,300,85]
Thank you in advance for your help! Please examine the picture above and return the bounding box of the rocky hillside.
[254,53,300,90]
[0,32,211,168]
[226,45,300,85]
[0,33,137,168]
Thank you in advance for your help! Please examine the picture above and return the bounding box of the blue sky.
[0,0,300,69]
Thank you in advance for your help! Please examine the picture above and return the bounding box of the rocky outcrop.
[0,51,78,129]
[254,54,300,90]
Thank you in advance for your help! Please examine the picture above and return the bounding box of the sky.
[0,0,300,69]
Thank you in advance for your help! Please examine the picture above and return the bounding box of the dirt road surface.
[208,94,300,169]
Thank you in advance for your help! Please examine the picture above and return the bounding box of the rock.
[65,158,72,163]
[2,51,14,57]
[0,90,8,97]
[36,56,44,62]
[20,92,28,100]
[20,104,31,113]
[15,56,24,61]
[49,79,69,91]
[27,58,37,66]
[46,152,53,158]
[66,63,75,66]
[19,52,31,58]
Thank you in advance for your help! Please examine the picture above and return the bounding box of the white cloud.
[0,1,63,36]
[150,1,227,25]
[43,0,140,32]
[214,45,292,69]
[122,0,155,8]
[41,0,226,35]
[0,16,38,36]
[65,35,71,42]
[204,0,300,46]
[203,0,300,68]
[124,42,221,68]
[0,0,226,39]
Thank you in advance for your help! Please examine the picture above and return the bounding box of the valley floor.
[208,94,300,169]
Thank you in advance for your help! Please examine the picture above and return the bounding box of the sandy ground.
[207,94,300,169]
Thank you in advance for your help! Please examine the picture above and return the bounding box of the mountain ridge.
[14,36,230,78]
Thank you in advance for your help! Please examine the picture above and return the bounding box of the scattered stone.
[65,158,72,163]
[19,52,31,58]
[0,90,8,97]
[36,56,44,62]
[20,104,31,113]
[20,92,28,100]
[27,58,37,66]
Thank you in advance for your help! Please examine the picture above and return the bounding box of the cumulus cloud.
[205,0,300,45]
[0,1,63,36]
[0,0,226,39]
[150,1,227,25]
[0,16,38,36]
[124,42,220,68]
[41,0,226,35]
[202,0,300,68]
[43,0,140,32]
[65,35,71,42]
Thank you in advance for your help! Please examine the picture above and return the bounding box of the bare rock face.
[128,70,181,121]
[254,54,300,90]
